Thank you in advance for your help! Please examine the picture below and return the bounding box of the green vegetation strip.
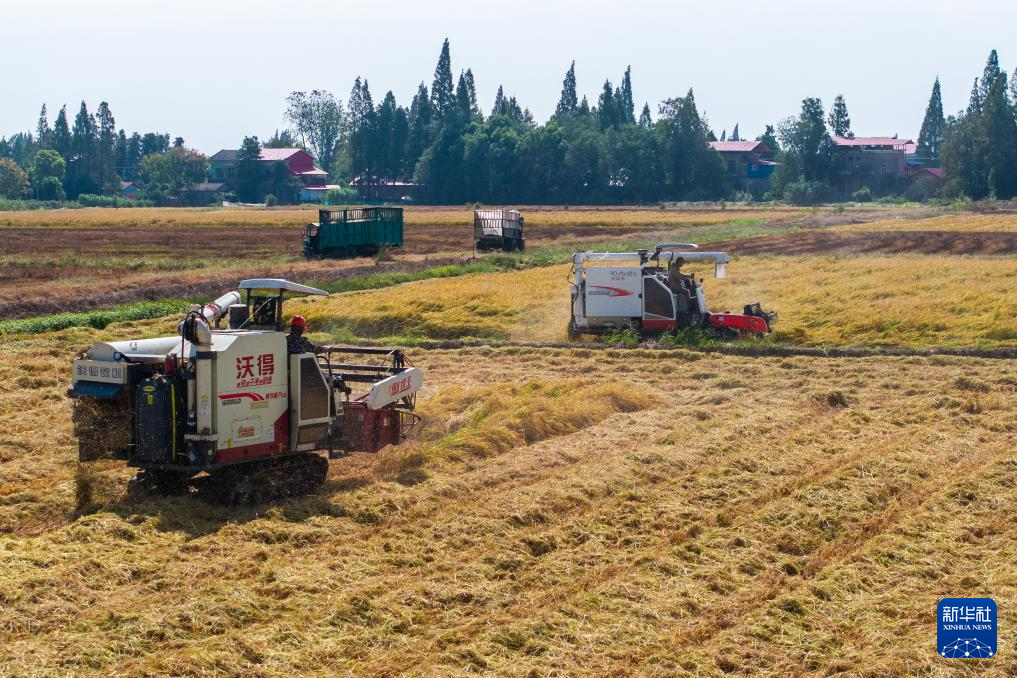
[318,260,514,293]
[0,300,189,335]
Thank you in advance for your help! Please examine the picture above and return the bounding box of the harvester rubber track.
[207,453,329,505]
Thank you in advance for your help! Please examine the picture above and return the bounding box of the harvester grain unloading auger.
[568,244,777,340]
[69,279,423,503]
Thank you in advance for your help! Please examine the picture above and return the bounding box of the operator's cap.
[290,315,308,331]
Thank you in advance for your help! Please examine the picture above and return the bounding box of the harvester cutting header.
[569,244,776,339]
[69,279,422,502]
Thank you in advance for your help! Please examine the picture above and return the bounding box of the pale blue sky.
[4,0,1015,153]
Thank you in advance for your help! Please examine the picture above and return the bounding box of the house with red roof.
[208,147,328,202]
[707,140,777,196]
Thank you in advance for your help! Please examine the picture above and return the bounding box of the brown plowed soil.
[711,229,1017,256]
[3,209,1008,320]
[0,222,664,260]
[0,223,669,318]
[0,256,461,319]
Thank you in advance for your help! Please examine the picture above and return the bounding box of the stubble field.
[1,204,1015,675]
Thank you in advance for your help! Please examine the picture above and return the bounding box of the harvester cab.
[69,279,423,502]
[568,245,776,339]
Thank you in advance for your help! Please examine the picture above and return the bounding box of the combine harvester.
[474,209,525,252]
[569,244,776,339]
[69,279,422,503]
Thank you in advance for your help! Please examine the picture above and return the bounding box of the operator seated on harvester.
[287,315,326,354]
[665,257,696,313]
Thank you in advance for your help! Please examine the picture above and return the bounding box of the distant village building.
[707,140,776,196]
[208,148,328,202]
[298,184,346,203]
[351,175,419,202]
[180,182,227,206]
[120,181,139,200]
[830,136,913,194]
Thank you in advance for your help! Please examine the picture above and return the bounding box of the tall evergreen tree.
[981,72,1017,198]
[405,83,433,175]
[979,49,1002,101]
[52,105,71,160]
[454,72,473,124]
[720,130,727,142]
[68,101,98,196]
[389,99,410,178]
[114,129,128,176]
[96,102,117,192]
[967,78,982,115]
[597,80,616,129]
[1011,68,1017,112]
[730,123,740,141]
[464,68,482,121]
[578,95,591,117]
[554,62,579,119]
[638,103,653,128]
[348,79,377,178]
[618,66,635,123]
[917,77,945,160]
[827,94,851,137]
[492,86,506,117]
[35,104,51,150]
[430,39,455,122]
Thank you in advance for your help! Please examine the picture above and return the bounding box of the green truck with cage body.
[303,207,404,258]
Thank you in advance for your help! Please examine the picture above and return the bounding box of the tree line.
[0,101,206,203]
[3,44,1016,204]
[275,43,1017,204]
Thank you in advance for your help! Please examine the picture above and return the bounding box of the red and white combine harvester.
[69,279,422,503]
[569,244,776,339]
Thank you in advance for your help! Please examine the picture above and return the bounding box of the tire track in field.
[405,396,1001,673]
[686,452,1017,675]
[314,371,848,671]
[626,431,1006,668]
[369,382,927,672]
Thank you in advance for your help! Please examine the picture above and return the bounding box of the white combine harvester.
[569,244,776,339]
[69,279,422,502]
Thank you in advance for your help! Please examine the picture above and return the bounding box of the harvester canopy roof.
[239,279,330,298]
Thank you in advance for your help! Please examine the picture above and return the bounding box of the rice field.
[1,204,1016,674]
[287,253,1017,349]
[1,333,1015,674]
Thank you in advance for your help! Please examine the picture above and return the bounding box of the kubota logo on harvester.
[589,286,634,297]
